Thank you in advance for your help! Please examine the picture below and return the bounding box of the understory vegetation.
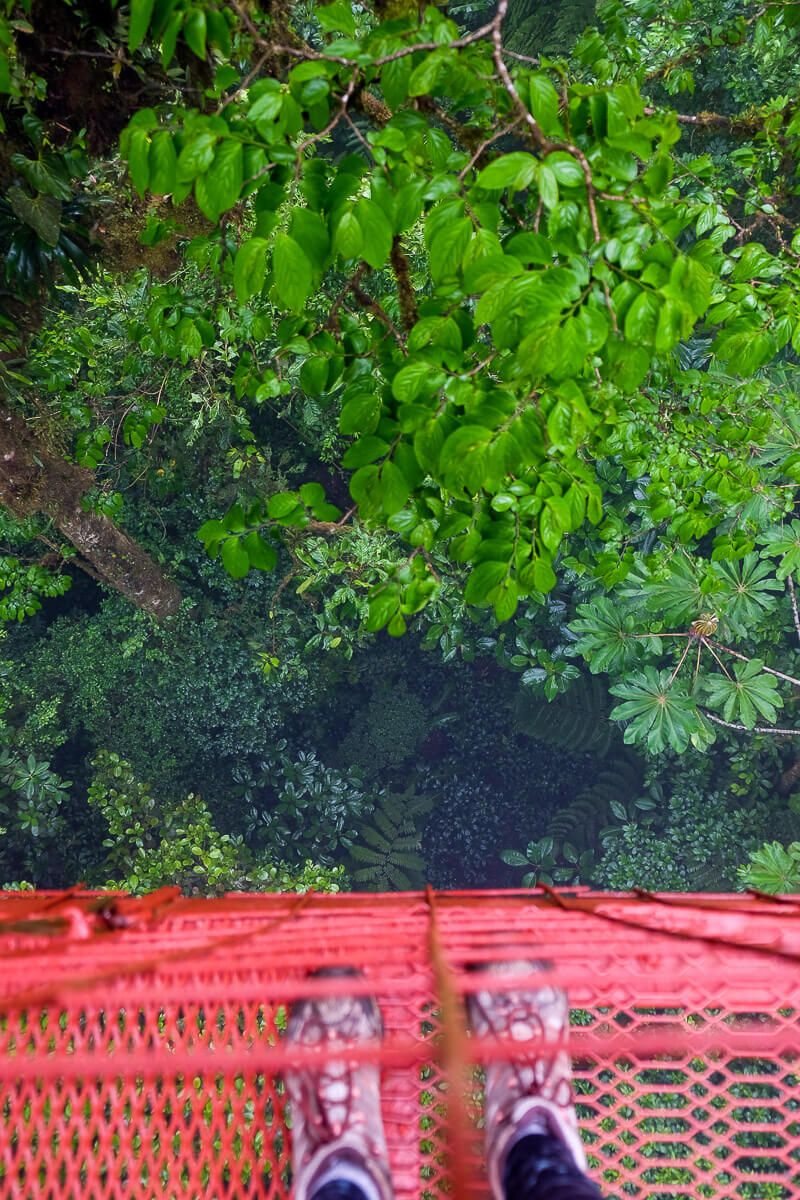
[1,0,800,895]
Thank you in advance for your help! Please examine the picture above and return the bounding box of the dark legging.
[311,1134,603,1200]
[503,1134,603,1199]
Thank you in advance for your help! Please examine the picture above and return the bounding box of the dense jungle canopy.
[1,0,800,895]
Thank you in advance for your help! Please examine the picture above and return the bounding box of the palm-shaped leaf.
[570,597,655,674]
[610,668,700,753]
[702,658,783,728]
[638,557,722,626]
[756,521,800,580]
[712,554,782,634]
[739,841,800,893]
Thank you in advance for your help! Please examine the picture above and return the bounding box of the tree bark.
[0,405,182,619]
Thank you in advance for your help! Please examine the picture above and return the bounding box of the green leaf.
[545,152,583,187]
[529,75,561,135]
[392,360,440,403]
[148,137,177,196]
[221,536,250,579]
[712,324,776,374]
[195,139,243,220]
[500,849,530,867]
[267,491,300,519]
[429,218,472,282]
[624,291,660,346]
[176,132,218,182]
[407,49,448,97]
[334,210,363,260]
[703,658,783,728]
[571,597,648,675]
[317,0,356,36]
[493,577,518,621]
[532,558,556,592]
[379,460,410,515]
[340,387,380,434]
[366,583,401,632]
[129,0,156,51]
[731,242,781,282]
[241,531,277,571]
[299,356,329,397]
[740,841,800,894]
[273,234,313,312]
[183,7,207,59]
[127,128,151,195]
[6,187,61,245]
[342,436,390,468]
[505,232,553,265]
[476,153,538,191]
[610,668,699,753]
[537,163,558,209]
[465,560,507,606]
[234,237,269,302]
[356,198,393,269]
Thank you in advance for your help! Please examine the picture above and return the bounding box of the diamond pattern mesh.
[0,889,797,1199]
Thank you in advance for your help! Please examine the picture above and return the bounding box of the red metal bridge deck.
[0,887,798,1199]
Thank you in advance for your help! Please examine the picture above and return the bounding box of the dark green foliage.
[0,512,72,621]
[0,195,92,298]
[86,751,346,895]
[236,741,374,866]
[20,598,326,796]
[505,0,596,57]
[337,676,429,777]
[0,745,72,885]
[595,783,778,892]
[2,0,800,901]
[547,751,645,846]
[514,673,615,756]
[421,666,597,888]
[348,786,432,890]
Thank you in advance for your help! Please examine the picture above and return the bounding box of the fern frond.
[514,674,614,755]
[548,752,645,846]
[349,844,382,864]
[347,786,431,891]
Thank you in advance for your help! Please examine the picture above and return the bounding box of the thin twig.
[490,1,548,151]
[787,573,800,645]
[457,118,521,181]
[701,638,733,681]
[709,640,800,689]
[294,71,360,176]
[490,0,601,242]
[502,48,540,66]
[350,289,407,349]
[326,263,369,331]
[219,51,271,110]
[701,710,800,737]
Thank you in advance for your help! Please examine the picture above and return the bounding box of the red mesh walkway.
[0,887,798,1199]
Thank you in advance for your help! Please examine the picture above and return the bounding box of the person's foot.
[466,959,587,1200]
[285,967,394,1200]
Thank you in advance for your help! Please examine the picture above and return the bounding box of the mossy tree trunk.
[0,405,182,619]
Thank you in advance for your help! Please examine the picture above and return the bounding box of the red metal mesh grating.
[0,887,798,1199]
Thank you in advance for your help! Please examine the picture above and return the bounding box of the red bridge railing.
[0,887,798,1198]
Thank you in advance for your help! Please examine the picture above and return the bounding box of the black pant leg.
[310,1182,370,1200]
[503,1134,603,1200]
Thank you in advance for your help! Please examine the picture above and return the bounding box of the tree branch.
[351,287,407,349]
[787,573,800,645]
[709,640,800,690]
[390,237,418,331]
[701,709,800,737]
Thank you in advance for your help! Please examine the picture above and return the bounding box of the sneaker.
[285,967,394,1200]
[466,959,587,1200]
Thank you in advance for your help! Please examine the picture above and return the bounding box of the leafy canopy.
[113,0,800,634]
